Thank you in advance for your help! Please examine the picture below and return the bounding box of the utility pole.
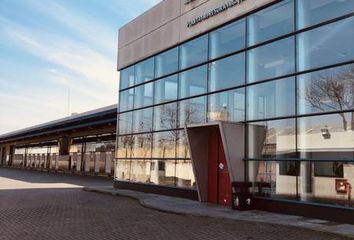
[67,87,71,116]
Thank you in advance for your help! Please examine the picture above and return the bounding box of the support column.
[58,136,72,171]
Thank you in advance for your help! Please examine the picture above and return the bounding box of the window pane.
[298,161,352,207]
[248,37,295,83]
[155,47,179,78]
[178,96,207,127]
[249,161,298,199]
[298,64,354,115]
[209,53,245,92]
[210,19,246,59]
[297,17,354,72]
[247,77,295,120]
[248,0,294,46]
[179,65,208,98]
[248,119,297,159]
[176,130,190,159]
[298,113,354,159]
[153,102,177,131]
[115,159,131,181]
[249,160,354,207]
[152,131,176,158]
[134,82,153,109]
[131,134,152,159]
[120,66,135,89]
[132,108,153,133]
[135,58,154,84]
[314,162,344,178]
[130,160,151,184]
[176,160,196,188]
[180,35,208,70]
[118,112,133,135]
[208,88,245,122]
[154,74,178,104]
[119,88,134,112]
[150,160,176,186]
[297,0,354,29]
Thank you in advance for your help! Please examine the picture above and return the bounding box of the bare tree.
[304,65,354,130]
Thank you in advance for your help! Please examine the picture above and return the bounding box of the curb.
[83,187,354,239]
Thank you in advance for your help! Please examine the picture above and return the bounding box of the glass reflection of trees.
[300,64,354,130]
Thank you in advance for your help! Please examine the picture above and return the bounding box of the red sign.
[336,179,348,194]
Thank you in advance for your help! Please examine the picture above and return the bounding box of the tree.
[304,65,354,131]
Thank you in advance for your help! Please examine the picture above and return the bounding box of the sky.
[0,0,161,135]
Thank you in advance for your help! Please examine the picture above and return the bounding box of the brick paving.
[0,168,350,240]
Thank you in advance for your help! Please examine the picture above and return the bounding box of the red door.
[208,128,232,206]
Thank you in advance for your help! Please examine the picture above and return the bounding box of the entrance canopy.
[185,122,245,202]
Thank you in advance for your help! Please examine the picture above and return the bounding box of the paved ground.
[85,186,354,238]
[0,168,351,240]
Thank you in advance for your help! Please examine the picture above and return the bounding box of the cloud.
[0,15,118,134]
[1,15,117,87]
[23,0,118,55]
[0,0,159,134]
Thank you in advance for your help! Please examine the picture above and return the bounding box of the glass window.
[132,108,153,133]
[178,96,207,127]
[134,82,153,109]
[208,88,245,123]
[249,161,298,198]
[298,64,354,115]
[298,113,354,159]
[118,112,133,135]
[130,160,151,184]
[179,65,208,98]
[209,19,246,59]
[120,66,135,89]
[154,74,178,104]
[209,53,245,92]
[116,136,134,158]
[153,102,177,131]
[248,119,296,159]
[152,131,176,159]
[150,160,176,186]
[248,0,294,46]
[180,35,208,70]
[119,88,134,112]
[115,159,131,181]
[248,37,295,83]
[135,58,154,84]
[298,161,352,206]
[155,47,179,78]
[176,160,196,188]
[279,161,300,176]
[297,0,354,29]
[247,77,295,120]
[249,160,354,207]
[131,134,152,159]
[297,17,354,72]
[176,130,190,159]
[314,162,344,178]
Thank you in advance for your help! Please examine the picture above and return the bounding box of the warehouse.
[116,0,354,222]
[0,105,117,176]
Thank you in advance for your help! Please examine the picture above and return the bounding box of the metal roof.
[0,104,118,143]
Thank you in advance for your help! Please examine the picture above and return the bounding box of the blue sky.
[0,0,160,134]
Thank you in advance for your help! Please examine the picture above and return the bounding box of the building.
[116,0,354,223]
[0,105,117,176]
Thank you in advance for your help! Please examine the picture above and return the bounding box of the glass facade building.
[117,0,354,211]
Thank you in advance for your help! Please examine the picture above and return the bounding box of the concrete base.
[114,180,198,200]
